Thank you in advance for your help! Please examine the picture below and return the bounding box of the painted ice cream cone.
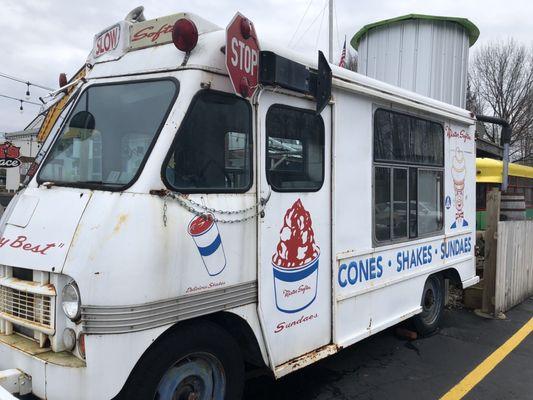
[452,147,466,192]
[451,147,468,228]
[272,199,320,313]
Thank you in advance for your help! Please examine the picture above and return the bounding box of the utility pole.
[328,0,333,63]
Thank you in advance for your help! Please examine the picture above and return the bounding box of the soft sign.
[226,13,260,98]
[130,14,184,50]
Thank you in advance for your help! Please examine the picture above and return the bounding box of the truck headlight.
[62,282,81,321]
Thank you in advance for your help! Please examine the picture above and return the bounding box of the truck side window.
[266,105,324,192]
[373,109,444,244]
[164,91,252,193]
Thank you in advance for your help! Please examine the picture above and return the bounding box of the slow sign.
[226,13,260,98]
[94,24,120,58]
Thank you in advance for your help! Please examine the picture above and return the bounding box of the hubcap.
[421,278,441,325]
[424,288,435,310]
[155,353,225,400]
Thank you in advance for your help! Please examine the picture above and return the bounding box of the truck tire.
[412,274,444,336]
[119,320,244,400]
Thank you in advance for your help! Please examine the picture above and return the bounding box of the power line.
[288,0,314,48]
[292,0,328,49]
[0,93,42,106]
[0,71,54,91]
[315,3,327,52]
[334,0,341,51]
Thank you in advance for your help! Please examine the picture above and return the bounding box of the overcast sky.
[1,0,531,133]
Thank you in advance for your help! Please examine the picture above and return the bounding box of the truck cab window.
[266,105,324,192]
[373,109,444,244]
[38,79,177,188]
[164,91,252,193]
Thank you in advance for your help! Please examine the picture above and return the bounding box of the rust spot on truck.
[149,189,169,197]
[275,344,339,377]
[113,214,129,234]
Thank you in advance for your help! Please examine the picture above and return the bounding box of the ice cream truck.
[0,8,478,400]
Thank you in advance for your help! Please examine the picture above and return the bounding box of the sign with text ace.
[226,12,260,98]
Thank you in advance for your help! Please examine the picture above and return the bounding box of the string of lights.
[0,93,41,106]
[0,71,54,103]
[0,93,42,114]
[0,71,54,92]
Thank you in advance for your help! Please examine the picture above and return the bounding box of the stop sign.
[226,12,260,98]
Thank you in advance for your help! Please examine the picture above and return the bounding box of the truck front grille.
[0,285,53,330]
[0,277,56,338]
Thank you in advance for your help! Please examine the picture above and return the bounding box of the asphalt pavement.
[244,298,533,400]
[15,298,533,400]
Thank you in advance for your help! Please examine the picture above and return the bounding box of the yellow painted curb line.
[441,317,533,400]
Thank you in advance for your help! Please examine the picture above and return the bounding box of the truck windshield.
[38,79,177,188]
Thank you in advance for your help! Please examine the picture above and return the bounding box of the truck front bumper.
[0,369,31,399]
[0,334,85,400]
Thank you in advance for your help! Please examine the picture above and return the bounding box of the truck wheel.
[121,320,244,400]
[412,274,444,336]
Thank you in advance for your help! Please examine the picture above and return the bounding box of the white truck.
[0,8,478,400]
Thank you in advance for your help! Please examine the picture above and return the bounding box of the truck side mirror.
[69,111,95,130]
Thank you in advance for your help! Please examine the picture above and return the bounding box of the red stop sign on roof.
[226,13,260,98]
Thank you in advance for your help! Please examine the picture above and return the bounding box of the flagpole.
[328,0,333,63]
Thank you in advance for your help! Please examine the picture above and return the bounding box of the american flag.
[339,37,347,68]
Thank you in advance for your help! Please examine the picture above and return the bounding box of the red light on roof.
[240,18,252,39]
[172,18,198,53]
[59,73,67,88]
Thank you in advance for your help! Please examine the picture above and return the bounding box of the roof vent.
[125,6,146,23]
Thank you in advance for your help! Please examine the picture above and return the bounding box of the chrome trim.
[81,281,258,335]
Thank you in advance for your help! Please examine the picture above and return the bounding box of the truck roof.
[86,11,474,125]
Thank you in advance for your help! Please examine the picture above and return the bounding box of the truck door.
[257,90,332,367]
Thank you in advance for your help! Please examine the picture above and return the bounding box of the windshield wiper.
[77,180,121,186]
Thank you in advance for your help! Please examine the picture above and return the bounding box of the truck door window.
[373,109,444,244]
[38,79,177,189]
[163,91,252,193]
[266,105,324,192]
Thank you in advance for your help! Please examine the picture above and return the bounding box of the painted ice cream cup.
[188,213,226,276]
[273,251,319,313]
[452,148,466,191]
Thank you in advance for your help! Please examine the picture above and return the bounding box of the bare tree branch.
[468,40,533,164]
